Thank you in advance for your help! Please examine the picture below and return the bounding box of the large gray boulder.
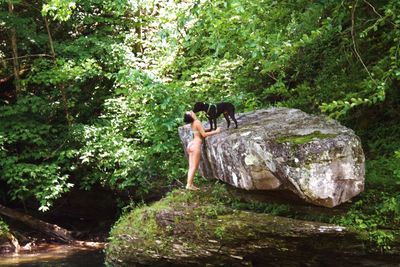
[178,108,365,207]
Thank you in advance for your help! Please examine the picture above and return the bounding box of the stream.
[0,245,105,267]
[1,246,400,266]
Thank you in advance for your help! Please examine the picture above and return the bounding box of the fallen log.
[0,204,74,243]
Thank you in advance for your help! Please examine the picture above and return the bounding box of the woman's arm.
[194,120,221,138]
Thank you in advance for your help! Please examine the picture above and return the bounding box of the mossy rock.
[178,108,365,208]
[106,184,373,267]
[276,131,338,145]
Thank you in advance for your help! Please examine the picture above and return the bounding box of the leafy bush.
[366,156,400,187]
[336,190,400,251]
[0,96,74,211]
[76,70,191,193]
[0,219,9,235]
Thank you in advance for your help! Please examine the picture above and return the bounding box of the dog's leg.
[207,117,213,131]
[229,110,238,129]
[223,112,231,128]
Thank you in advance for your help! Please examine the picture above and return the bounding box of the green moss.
[108,181,333,256]
[0,219,9,236]
[106,182,400,265]
[108,181,333,265]
[106,183,234,263]
[115,187,225,252]
[276,131,338,144]
[230,200,291,216]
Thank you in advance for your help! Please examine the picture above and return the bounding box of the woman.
[183,111,221,190]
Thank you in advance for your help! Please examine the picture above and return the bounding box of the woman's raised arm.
[194,120,221,138]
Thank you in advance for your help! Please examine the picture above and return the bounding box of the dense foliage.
[0,218,9,236]
[0,1,399,249]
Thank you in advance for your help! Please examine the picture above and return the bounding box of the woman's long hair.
[183,112,194,124]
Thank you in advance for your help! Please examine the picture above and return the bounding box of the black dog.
[193,102,238,131]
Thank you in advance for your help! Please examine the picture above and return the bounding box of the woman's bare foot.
[185,185,199,191]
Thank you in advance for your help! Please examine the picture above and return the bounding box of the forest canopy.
[0,0,399,220]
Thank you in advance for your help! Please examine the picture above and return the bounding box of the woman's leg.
[186,142,201,189]
[186,142,195,188]
[192,143,201,172]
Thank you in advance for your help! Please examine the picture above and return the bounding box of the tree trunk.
[134,9,143,54]
[8,1,21,95]
[44,16,56,59]
[60,83,72,126]
[0,204,74,243]
[44,16,71,126]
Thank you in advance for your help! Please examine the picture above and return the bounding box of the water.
[1,249,400,267]
[1,244,399,267]
[0,245,105,267]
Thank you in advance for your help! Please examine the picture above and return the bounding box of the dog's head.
[193,102,206,113]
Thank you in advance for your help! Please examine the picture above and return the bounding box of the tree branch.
[0,73,14,84]
[363,0,382,18]
[1,54,54,61]
[363,0,396,27]
[351,0,376,84]
[0,203,74,243]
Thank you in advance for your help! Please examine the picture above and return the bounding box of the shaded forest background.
[0,0,399,249]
